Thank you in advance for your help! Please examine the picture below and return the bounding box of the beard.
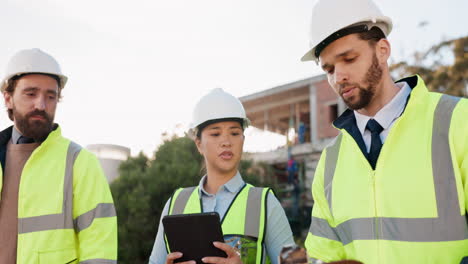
[13,108,54,142]
[340,53,383,110]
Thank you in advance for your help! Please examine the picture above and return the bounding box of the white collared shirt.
[354,82,412,153]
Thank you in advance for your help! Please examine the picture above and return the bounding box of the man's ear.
[4,92,13,110]
[375,38,391,64]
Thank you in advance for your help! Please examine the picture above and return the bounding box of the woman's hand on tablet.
[165,252,195,264]
[202,242,243,264]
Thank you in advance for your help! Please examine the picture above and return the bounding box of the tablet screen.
[163,212,227,264]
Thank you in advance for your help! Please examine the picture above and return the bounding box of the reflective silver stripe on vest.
[244,187,265,238]
[18,142,82,234]
[79,259,117,264]
[313,214,468,245]
[432,95,461,218]
[310,94,468,244]
[309,216,340,242]
[171,187,196,214]
[324,133,343,215]
[74,203,117,232]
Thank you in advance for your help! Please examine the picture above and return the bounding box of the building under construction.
[239,74,345,237]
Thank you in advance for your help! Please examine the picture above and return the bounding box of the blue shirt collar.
[11,126,23,144]
[198,171,245,196]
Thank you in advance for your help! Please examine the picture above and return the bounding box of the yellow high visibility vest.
[306,75,468,264]
[165,184,271,264]
[0,126,117,264]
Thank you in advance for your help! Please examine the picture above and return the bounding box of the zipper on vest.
[372,171,379,240]
[371,171,382,262]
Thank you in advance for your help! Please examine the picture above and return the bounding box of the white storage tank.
[87,144,131,182]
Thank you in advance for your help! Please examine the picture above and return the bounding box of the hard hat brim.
[301,49,316,62]
[188,117,250,140]
[1,72,68,92]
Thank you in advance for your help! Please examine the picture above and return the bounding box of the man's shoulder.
[74,146,100,164]
[53,133,94,160]
[57,138,101,167]
[454,96,468,110]
[448,96,468,133]
[427,92,468,116]
[0,126,13,146]
[425,90,467,104]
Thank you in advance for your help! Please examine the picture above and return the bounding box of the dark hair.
[4,78,20,121]
[357,26,386,47]
[4,73,62,121]
[315,25,386,58]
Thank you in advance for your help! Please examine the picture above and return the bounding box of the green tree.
[111,134,276,264]
[391,36,468,97]
[110,153,152,263]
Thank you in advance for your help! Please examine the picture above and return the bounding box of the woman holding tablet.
[149,88,294,264]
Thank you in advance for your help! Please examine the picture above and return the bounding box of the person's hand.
[201,241,243,264]
[165,252,195,264]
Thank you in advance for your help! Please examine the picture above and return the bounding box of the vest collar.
[0,124,61,147]
[333,75,425,131]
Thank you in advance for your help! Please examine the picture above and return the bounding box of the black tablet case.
[163,212,227,264]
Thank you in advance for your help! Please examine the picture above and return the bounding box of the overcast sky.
[0,0,466,156]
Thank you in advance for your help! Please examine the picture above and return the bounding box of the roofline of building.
[239,74,326,102]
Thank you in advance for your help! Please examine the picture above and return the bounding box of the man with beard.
[0,48,117,264]
[301,0,468,263]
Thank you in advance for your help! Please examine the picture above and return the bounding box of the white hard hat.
[1,48,68,91]
[301,0,392,62]
[189,88,250,137]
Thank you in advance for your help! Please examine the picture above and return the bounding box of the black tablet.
[162,212,227,264]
